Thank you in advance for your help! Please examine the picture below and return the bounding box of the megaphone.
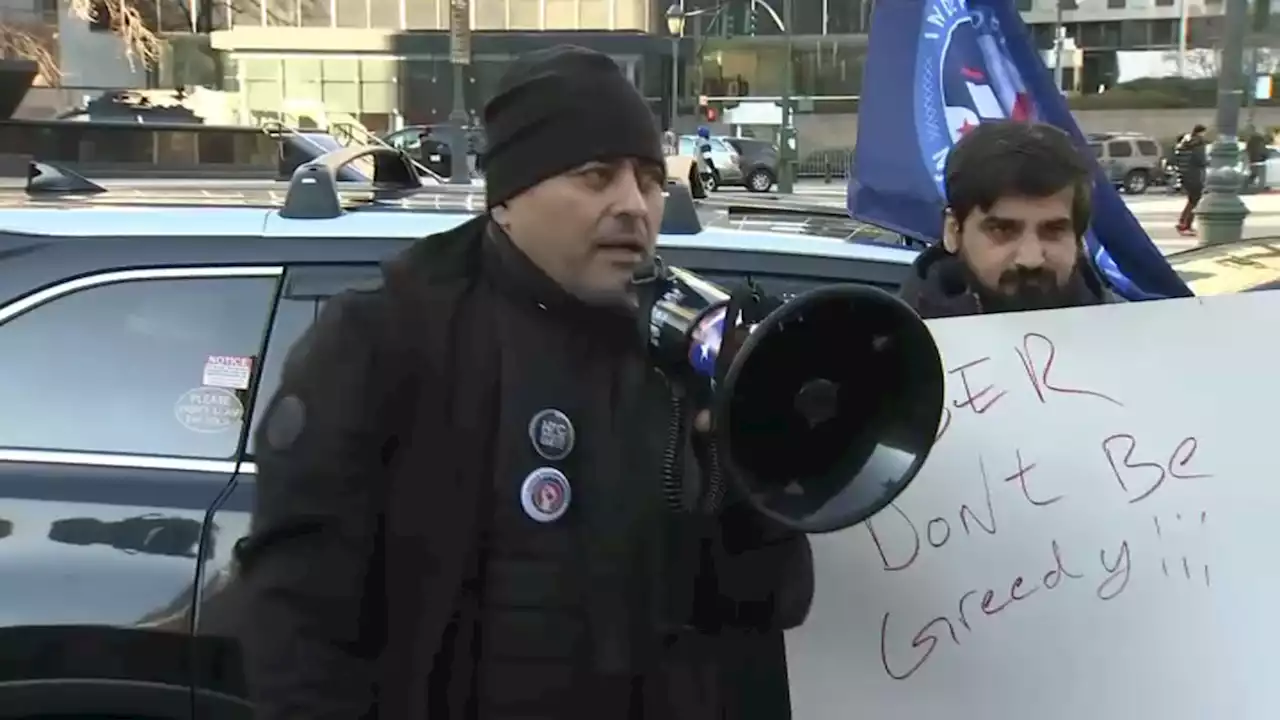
[643,262,945,534]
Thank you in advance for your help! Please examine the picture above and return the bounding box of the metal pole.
[778,0,795,193]
[670,35,679,131]
[1194,0,1251,244]
[691,14,703,108]
[1052,0,1064,92]
[447,0,472,185]
[1246,46,1259,129]
[1176,0,1188,77]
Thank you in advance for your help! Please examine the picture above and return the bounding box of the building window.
[0,275,278,459]
[265,0,300,26]
[405,0,442,28]
[1107,0,1124,8]
[335,0,370,27]
[300,0,333,26]
[826,0,873,33]
[230,0,264,27]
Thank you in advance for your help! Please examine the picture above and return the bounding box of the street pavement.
[724,180,1280,256]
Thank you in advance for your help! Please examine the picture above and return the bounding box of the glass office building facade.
[207,0,675,128]
[214,33,673,129]
[205,0,878,127]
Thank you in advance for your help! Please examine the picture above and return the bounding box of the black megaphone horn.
[641,262,945,534]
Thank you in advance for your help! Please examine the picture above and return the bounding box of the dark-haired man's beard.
[969,265,1081,313]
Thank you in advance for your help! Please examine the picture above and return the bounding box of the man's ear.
[942,210,961,253]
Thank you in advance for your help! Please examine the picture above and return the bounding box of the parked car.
[724,136,780,192]
[679,134,742,192]
[0,150,918,719]
[380,124,486,180]
[1087,131,1163,195]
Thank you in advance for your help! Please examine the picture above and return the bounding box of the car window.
[1268,148,1280,160]
[1136,140,1159,156]
[386,129,422,152]
[710,139,735,154]
[679,138,695,155]
[1089,143,1103,158]
[248,265,384,456]
[1107,141,1133,158]
[660,247,909,296]
[247,297,319,453]
[0,274,278,459]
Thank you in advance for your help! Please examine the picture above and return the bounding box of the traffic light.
[698,96,718,122]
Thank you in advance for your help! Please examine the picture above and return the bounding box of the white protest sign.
[786,290,1279,719]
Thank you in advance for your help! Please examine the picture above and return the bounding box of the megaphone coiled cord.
[660,388,689,512]
[660,385,726,515]
[702,437,726,514]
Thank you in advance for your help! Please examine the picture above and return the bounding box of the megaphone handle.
[712,280,779,387]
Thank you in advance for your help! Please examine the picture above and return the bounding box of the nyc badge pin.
[528,408,575,462]
[520,467,572,523]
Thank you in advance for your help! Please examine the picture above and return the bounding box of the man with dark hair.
[237,45,812,720]
[899,121,1121,318]
[1174,123,1209,236]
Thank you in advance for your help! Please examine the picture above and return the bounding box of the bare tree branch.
[65,0,162,68]
[0,18,59,83]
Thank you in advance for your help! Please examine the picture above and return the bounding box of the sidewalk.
[1128,192,1280,215]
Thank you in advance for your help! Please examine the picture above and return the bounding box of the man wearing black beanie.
[240,45,813,720]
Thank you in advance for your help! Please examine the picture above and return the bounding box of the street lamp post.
[777,0,795,194]
[1052,0,1065,92]
[665,3,685,132]
[447,0,472,185]
[1194,0,1251,244]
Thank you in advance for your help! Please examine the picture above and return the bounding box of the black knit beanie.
[481,45,664,209]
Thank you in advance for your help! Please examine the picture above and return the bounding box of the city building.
[1017,0,1244,91]
[198,0,687,130]
[39,0,1278,135]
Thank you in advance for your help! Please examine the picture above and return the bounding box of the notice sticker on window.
[203,355,253,390]
[174,387,245,434]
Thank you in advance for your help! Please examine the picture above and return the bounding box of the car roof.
[0,202,915,263]
[0,157,917,275]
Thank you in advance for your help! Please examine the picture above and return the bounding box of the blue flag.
[847,0,1192,300]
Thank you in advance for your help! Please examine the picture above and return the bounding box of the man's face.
[499,158,665,307]
[944,188,1080,311]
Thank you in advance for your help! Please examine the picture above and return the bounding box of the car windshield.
[1166,236,1280,295]
[297,132,375,179]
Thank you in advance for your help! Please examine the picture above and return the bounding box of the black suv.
[0,149,915,719]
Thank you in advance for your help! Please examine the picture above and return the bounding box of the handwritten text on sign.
[870,332,1213,681]
[781,294,1280,719]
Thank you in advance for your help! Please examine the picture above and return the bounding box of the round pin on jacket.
[520,467,572,523]
[528,408,575,461]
